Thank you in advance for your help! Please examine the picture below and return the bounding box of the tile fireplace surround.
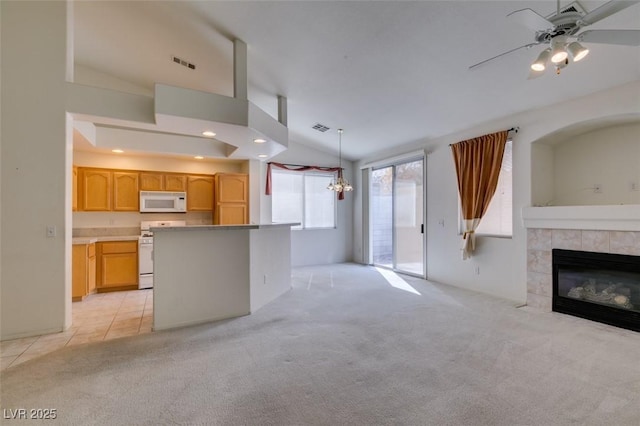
[523,205,640,311]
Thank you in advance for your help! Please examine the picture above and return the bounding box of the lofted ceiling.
[73,1,640,161]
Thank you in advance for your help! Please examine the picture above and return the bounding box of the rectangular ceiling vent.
[172,55,196,70]
[312,123,330,132]
[558,2,586,15]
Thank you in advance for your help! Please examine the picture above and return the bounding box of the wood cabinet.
[78,168,138,211]
[140,172,163,191]
[79,169,112,211]
[113,172,139,211]
[140,172,186,191]
[72,242,96,302]
[96,241,138,290]
[214,173,249,224]
[165,174,187,191]
[72,166,78,211]
[187,175,214,211]
[75,166,215,212]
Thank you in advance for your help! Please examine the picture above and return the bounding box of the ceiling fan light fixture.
[531,48,551,71]
[550,46,568,63]
[567,42,589,62]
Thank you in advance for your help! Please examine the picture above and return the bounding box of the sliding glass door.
[370,158,424,277]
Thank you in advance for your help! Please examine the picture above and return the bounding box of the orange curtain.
[450,130,508,260]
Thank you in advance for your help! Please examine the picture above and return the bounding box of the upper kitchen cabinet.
[140,172,186,192]
[72,166,78,211]
[165,174,187,191]
[113,172,139,211]
[213,173,249,224]
[79,168,112,211]
[139,172,163,191]
[187,175,214,211]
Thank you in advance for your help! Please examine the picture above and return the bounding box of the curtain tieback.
[463,230,475,239]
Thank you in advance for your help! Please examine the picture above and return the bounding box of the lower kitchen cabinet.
[72,242,96,301]
[96,241,138,291]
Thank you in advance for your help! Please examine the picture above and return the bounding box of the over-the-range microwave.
[140,191,187,213]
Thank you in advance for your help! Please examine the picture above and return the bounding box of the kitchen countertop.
[72,235,139,245]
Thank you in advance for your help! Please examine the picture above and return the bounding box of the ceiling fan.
[469,0,640,77]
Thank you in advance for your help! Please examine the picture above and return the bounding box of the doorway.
[370,157,425,277]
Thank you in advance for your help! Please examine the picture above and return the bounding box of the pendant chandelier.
[327,128,353,193]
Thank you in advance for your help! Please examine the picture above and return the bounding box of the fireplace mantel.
[522,205,640,231]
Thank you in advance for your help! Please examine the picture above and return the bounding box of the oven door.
[138,237,154,289]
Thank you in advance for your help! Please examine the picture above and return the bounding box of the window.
[271,169,336,229]
[459,140,513,237]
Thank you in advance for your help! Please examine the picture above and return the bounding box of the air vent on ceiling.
[312,123,330,132]
[171,55,196,70]
[558,1,586,15]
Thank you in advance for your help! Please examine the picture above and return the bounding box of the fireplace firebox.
[553,249,640,332]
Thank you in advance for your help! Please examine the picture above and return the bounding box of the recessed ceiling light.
[112,149,124,153]
[258,154,268,158]
[202,131,216,137]
[194,156,204,160]
[254,138,267,144]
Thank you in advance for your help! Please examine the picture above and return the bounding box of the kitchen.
[71,146,254,336]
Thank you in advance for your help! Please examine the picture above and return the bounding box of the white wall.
[354,81,640,304]
[75,64,153,97]
[551,124,640,206]
[1,2,72,339]
[531,143,554,206]
[262,141,354,266]
[74,150,244,175]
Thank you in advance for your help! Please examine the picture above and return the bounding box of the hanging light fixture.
[550,37,568,63]
[327,129,353,193]
[530,48,551,71]
[529,38,591,76]
[567,41,589,62]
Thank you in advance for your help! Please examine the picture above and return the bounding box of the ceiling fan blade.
[469,43,540,70]
[578,29,640,46]
[579,1,640,26]
[507,8,553,31]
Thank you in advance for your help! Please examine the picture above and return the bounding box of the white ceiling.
[73,1,640,161]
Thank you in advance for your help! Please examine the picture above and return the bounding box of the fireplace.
[553,249,640,332]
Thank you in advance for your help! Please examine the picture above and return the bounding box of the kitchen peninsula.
[151,223,297,331]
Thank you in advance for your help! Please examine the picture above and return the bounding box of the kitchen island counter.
[151,223,297,331]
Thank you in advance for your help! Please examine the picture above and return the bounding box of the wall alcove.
[531,116,640,208]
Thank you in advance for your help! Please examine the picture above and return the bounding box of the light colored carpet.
[2,263,639,425]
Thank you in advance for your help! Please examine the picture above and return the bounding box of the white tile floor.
[0,289,153,371]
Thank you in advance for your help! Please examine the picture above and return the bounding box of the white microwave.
[140,191,187,213]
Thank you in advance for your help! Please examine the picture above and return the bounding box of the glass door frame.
[368,154,426,279]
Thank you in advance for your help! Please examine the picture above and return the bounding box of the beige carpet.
[2,263,639,425]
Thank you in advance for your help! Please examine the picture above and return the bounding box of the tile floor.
[0,289,153,371]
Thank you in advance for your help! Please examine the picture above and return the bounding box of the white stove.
[138,220,186,289]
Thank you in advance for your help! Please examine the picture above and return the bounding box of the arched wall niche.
[531,113,640,207]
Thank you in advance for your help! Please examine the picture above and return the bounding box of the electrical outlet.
[474,266,480,275]
[593,184,602,193]
[630,181,638,192]
[46,225,56,238]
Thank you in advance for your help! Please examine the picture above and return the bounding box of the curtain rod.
[449,127,519,147]
[267,162,313,168]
